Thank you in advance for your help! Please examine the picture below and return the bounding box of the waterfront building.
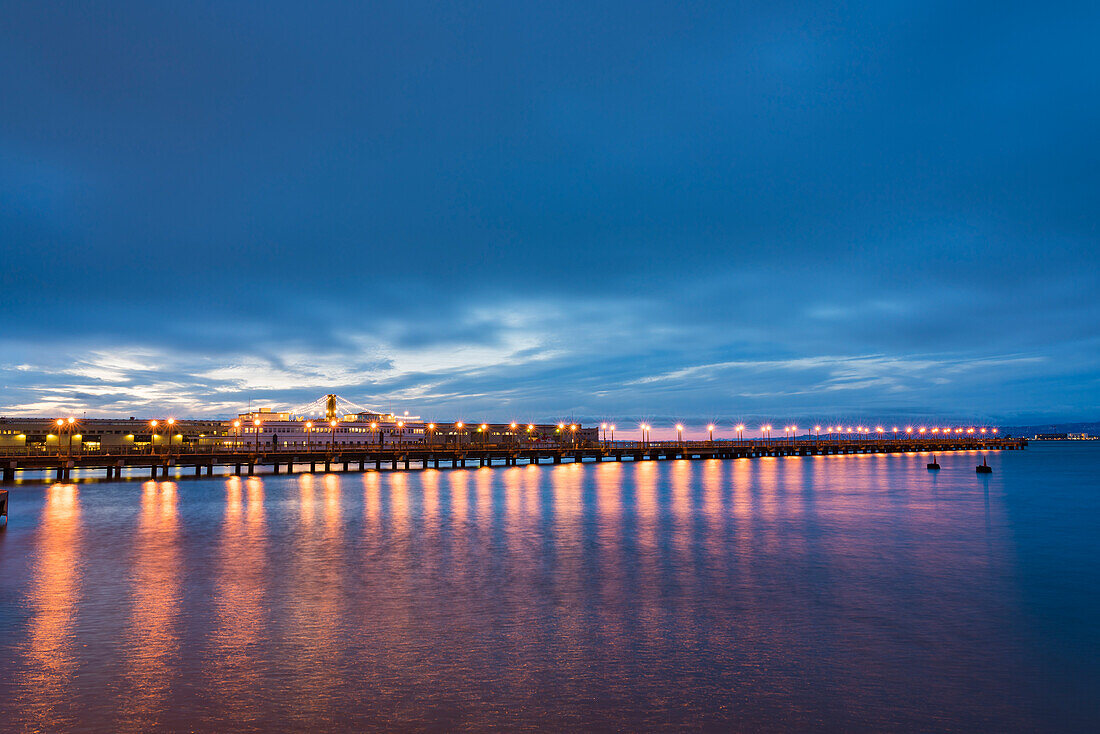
[0,406,597,452]
[0,416,222,452]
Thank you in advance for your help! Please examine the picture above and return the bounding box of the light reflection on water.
[0,447,1097,731]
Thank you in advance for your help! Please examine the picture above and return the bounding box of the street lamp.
[609,424,616,442]
[736,424,745,442]
[455,421,464,449]
[330,419,338,450]
[428,423,436,446]
[707,424,715,442]
[305,421,313,452]
[149,419,159,454]
[166,418,176,453]
[253,419,262,451]
[233,420,241,450]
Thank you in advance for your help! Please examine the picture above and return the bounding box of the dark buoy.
[976,457,992,474]
[927,454,940,470]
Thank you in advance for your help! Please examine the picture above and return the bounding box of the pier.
[0,436,1025,482]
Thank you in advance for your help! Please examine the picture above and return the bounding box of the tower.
[325,394,338,422]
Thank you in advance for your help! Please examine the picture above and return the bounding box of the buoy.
[976,457,992,474]
[927,454,940,470]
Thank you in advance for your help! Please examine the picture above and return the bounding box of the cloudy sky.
[1,1,1097,432]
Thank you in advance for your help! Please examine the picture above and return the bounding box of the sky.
[1,1,1098,432]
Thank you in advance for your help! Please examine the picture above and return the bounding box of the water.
[1,444,1097,731]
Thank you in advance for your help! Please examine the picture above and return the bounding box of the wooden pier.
[0,437,1026,482]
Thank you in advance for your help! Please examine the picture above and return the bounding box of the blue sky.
[1,1,1098,430]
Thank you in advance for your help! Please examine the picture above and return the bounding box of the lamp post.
[510,422,518,447]
[676,424,684,446]
[305,421,313,452]
[428,423,436,446]
[166,418,176,454]
[253,419,262,451]
[609,424,615,442]
[330,419,337,451]
[736,424,745,443]
[233,420,241,450]
[455,422,464,449]
[149,419,159,455]
[55,419,65,457]
[707,424,714,443]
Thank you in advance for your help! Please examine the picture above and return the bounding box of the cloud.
[0,1,1098,422]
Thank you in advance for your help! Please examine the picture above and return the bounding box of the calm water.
[1,444,1098,732]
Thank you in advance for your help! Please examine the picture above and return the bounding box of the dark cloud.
[1,1,1098,424]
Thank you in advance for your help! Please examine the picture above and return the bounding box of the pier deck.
[0,437,1026,482]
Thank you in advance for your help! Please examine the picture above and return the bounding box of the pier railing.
[0,435,1019,458]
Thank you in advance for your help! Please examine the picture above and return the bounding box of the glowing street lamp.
[305,421,313,452]
[736,424,745,442]
[676,424,684,445]
[707,424,715,442]
[609,424,616,442]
